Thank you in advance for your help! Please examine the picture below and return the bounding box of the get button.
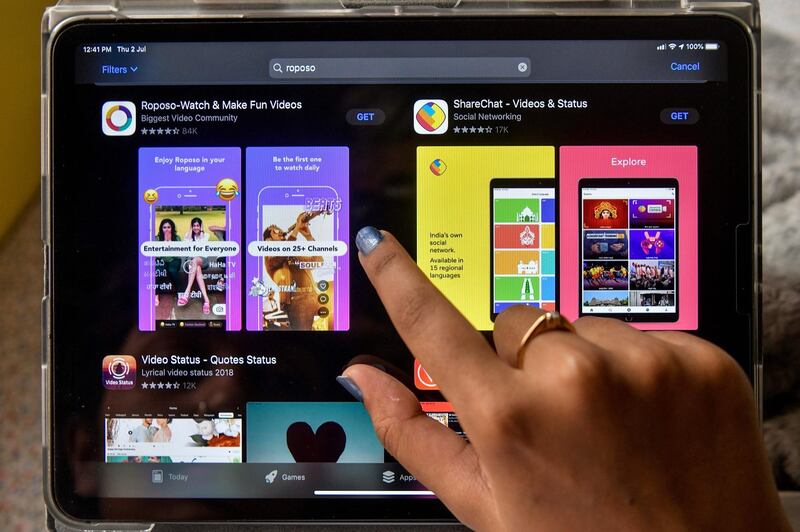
[660,108,699,125]
[346,108,386,126]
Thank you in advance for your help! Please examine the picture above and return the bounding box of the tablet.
[43,5,760,527]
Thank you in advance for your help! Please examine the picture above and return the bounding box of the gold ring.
[516,311,576,369]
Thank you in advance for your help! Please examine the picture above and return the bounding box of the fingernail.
[370,363,387,372]
[336,375,363,402]
[355,226,383,256]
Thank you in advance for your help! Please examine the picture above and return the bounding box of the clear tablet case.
[41,1,761,529]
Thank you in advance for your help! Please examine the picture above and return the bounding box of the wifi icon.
[668,43,677,50]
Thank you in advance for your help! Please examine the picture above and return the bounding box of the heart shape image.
[286,421,347,463]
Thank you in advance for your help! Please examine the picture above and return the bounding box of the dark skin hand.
[343,230,790,532]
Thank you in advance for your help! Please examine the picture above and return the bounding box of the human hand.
[340,227,789,532]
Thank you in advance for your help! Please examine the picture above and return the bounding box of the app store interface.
[67,37,718,500]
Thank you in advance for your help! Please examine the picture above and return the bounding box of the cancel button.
[671,62,701,71]
[660,108,699,125]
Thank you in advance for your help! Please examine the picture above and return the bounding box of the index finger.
[354,227,509,407]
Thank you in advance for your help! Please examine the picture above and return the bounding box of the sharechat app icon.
[429,159,447,176]
[102,101,136,136]
[413,100,448,135]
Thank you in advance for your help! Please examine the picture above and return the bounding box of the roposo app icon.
[413,99,448,135]
[102,355,137,390]
[102,101,136,136]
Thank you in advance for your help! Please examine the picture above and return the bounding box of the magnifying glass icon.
[272,63,283,74]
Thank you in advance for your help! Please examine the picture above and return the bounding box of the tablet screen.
[48,16,755,522]
[490,180,558,321]
[579,179,678,321]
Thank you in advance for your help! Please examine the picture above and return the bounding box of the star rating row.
[141,381,182,390]
[141,127,180,135]
[452,126,494,134]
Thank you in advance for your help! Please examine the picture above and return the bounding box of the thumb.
[340,364,495,529]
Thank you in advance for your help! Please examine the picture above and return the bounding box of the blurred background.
[1,1,798,530]
[0,0,51,237]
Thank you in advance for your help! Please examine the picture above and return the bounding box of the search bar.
[269,57,531,80]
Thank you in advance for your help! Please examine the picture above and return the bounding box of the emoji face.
[143,189,158,204]
[216,178,239,201]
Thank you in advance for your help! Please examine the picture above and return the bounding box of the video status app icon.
[102,355,137,390]
[413,100,448,135]
[102,101,136,136]
[414,360,439,390]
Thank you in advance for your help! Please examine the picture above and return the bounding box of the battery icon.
[705,43,720,50]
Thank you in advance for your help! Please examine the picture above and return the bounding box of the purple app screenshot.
[630,198,675,228]
[138,147,242,331]
[245,147,349,331]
